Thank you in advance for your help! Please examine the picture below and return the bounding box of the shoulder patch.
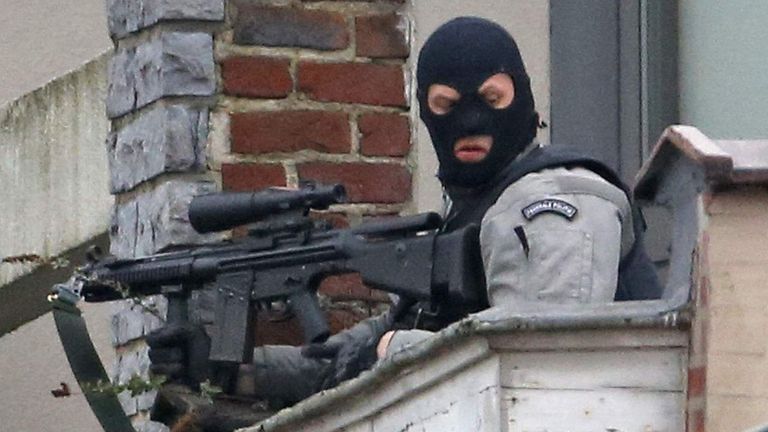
[522,199,578,221]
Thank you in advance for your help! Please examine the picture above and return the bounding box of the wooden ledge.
[635,125,768,199]
[243,299,690,432]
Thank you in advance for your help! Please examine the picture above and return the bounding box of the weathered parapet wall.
[0,53,112,286]
[104,0,412,428]
[635,126,768,432]
[242,303,691,432]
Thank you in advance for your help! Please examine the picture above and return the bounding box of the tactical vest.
[443,144,664,302]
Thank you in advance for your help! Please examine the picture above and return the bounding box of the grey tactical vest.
[443,144,663,302]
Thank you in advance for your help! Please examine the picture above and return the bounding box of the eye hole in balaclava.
[428,73,515,115]
[417,16,539,188]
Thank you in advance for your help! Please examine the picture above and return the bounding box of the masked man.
[148,16,661,431]
[363,14,661,376]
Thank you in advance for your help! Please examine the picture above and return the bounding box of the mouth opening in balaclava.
[417,16,539,188]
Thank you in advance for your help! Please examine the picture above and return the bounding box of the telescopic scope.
[188,183,346,233]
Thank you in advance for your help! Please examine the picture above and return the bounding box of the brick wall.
[213,0,412,345]
[105,0,412,428]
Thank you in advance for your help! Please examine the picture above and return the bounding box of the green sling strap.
[51,296,137,432]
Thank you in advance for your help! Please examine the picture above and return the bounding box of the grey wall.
[0,304,114,432]
[679,0,768,139]
[0,0,110,105]
[550,0,680,185]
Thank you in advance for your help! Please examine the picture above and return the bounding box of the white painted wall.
[0,0,111,106]
[408,0,551,212]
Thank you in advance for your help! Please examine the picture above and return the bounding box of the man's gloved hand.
[302,334,381,390]
[146,322,211,388]
[301,314,392,390]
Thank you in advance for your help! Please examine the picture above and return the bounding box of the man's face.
[416,17,537,188]
[426,73,516,163]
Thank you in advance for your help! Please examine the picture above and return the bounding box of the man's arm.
[480,166,633,308]
[379,166,633,358]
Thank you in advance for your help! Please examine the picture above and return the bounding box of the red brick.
[327,307,371,334]
[221,163,286,192]
[298,62,406,107]
[253,314,304,346]
[319,274,372,300]
[231,226,249,238]
[369,289,391,303]
[231,111,351,154]
[688,366,706,397]
[691,409,706,432]
[356,14,409,58]
[361,213,401,223]
[297,162,411,203]
[222,56,292,98]
[698,275,710,306]
[359,113,411,156]
[697,318,709,359]
[233,3,349,51]
[253,303,374,344]
[310,211,350,229]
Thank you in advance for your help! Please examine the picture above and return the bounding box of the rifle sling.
[52,301,137,432]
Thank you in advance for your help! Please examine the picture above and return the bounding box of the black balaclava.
[417,17,539,188]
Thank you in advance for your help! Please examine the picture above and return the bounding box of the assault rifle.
[50,183,485,375]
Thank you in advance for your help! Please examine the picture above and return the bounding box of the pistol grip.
[290,290,330,344]
[210,272,255,364]
[165,293,189,325]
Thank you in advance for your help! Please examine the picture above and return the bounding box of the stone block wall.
[105,2,224,428]
[105,0,412,427]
